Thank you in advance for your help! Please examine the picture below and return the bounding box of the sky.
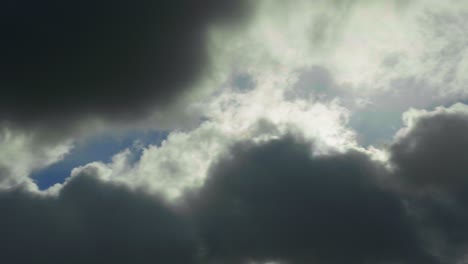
[2,0,468,263]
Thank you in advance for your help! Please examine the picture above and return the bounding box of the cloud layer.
[2,1,468,263]
[0,174,198,264]
[2,104,468,263]
[190,137,432,264]
[0,0,249,126]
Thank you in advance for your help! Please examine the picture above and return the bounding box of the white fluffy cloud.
[209,0,468,107]
[0,127,72,191]
[71,72,354,200]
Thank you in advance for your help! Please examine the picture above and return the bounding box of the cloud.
[0,0,250,128]
[3,0,467,158]
[189,136,435,264]
[284,66,336,102]
[389,103,468,262]
[0,127,72,190]
[0,173,198,264]
[3,0,468,262]
[68,72,354,200]
[390,103,468,190]
[202,0,468,146]
[5,106,468,263]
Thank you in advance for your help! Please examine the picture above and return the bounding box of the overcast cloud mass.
[2,0,468,263]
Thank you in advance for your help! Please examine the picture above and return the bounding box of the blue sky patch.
[31,130,167,190]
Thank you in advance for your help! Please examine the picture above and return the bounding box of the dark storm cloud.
[5,107,468,264]
[390,109,468,190]
[189,136,435,264]
[0,174,198,264]
[389,107,468,261]
[0,0,250,126]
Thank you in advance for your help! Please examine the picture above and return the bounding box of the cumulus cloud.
[0,0,250,128]
[3,1,468,263]
[206,0,468,144]
[390,103,468,190]
[0,173,198,264]
[0,133,432,264]
[70,87,354,200]
[66,103,468,263]
[0,0,255,191]
[0,127,72,190]
[4,107,468,263]
[189,136,435,264]
[389,103,468,262]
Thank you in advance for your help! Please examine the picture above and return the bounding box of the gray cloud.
[3,105,468,263]
[389,105,468,262]
[0,0,250,128]
[390,107,468,190]
[3,1,468,263]
[0,174,198,264]
[189,136,435,264]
